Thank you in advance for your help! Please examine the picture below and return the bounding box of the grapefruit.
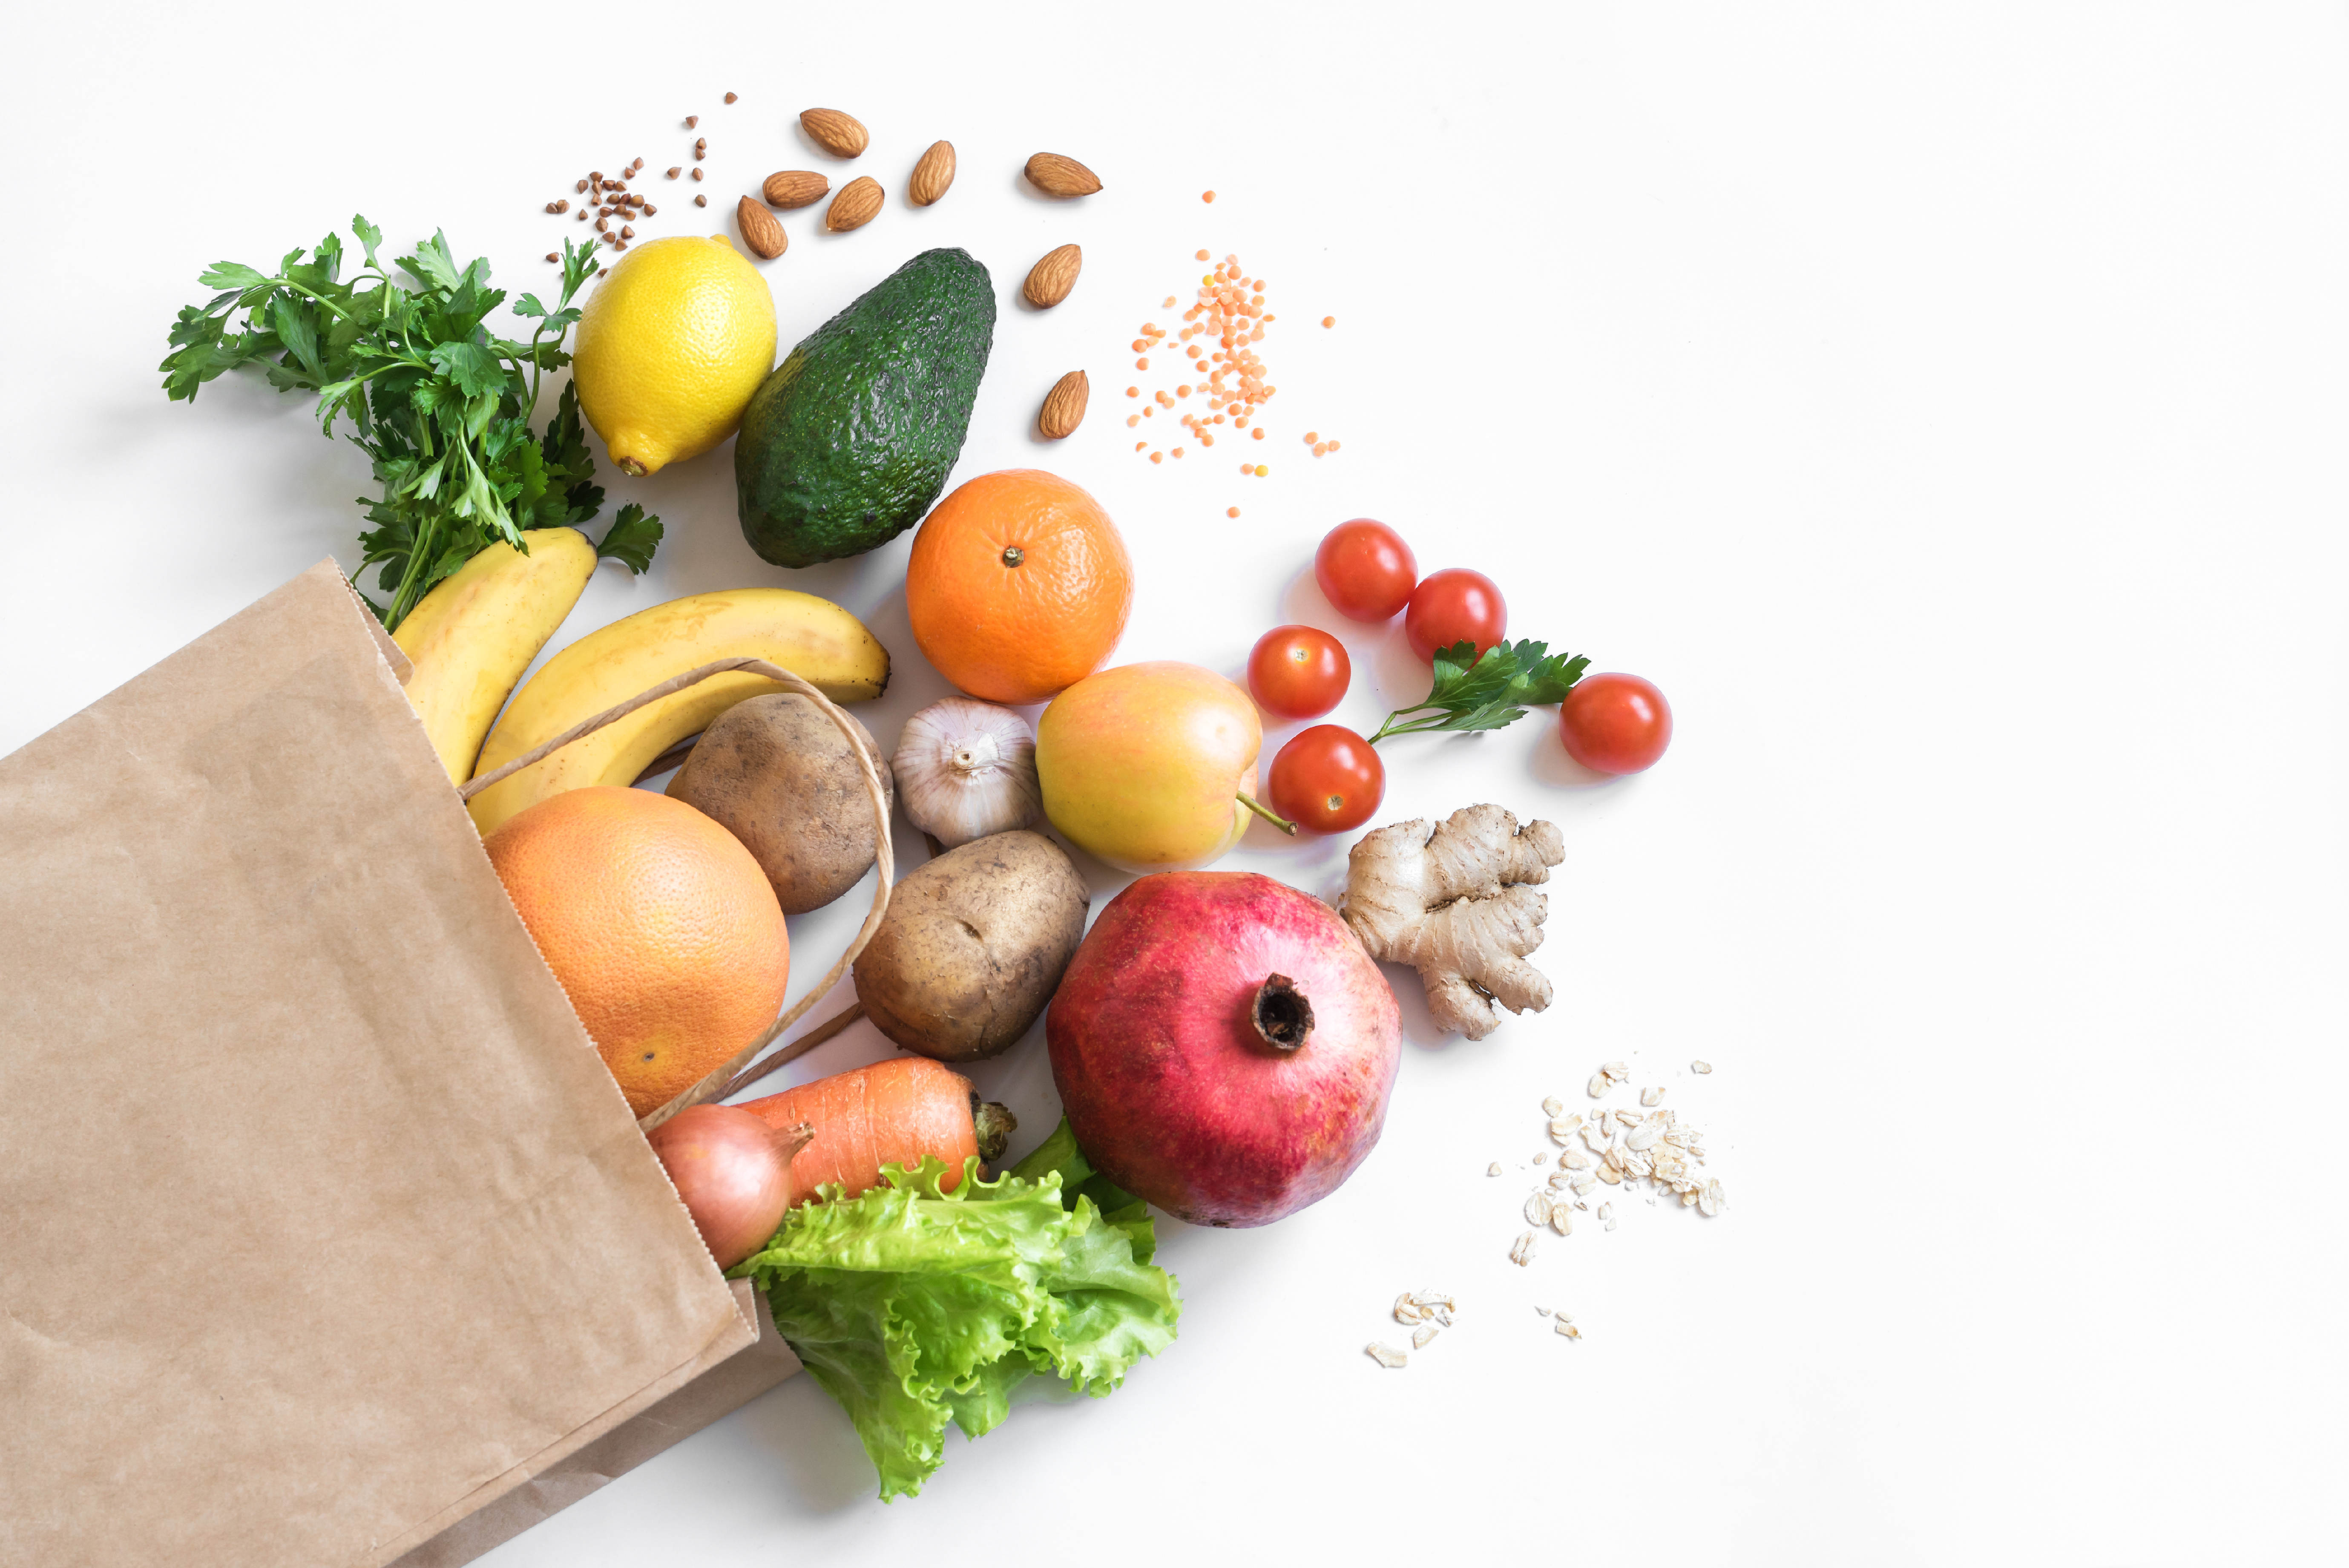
[483,785,788,1116]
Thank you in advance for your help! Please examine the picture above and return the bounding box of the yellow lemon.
[572,236,776,477]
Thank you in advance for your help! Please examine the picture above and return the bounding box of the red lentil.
[1125,243,1338,471]
[1228,507,1241,518]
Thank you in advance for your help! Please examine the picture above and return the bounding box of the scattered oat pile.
[1502,1067,1726,1277]
[1365,1290,1457,1368]
[1545,1064,1726,1219]
[1369,1067,1725,1368]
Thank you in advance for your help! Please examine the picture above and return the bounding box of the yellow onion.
[645,1105,814,1269]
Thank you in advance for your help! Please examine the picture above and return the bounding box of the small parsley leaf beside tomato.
[1368,638,1590,743]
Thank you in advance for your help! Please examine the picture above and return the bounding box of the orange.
[905,469,1133,704]
[483,785,789,1117]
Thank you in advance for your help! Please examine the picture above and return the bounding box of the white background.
[6,3,2344,1563]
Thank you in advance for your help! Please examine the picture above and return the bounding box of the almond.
[1023,243,1082,309]
[736,196,786,259]
[907,140,956,206]
[1038,371,1089,440]
[1024,152,1102,197]
[825,176,883,232]
[762,170,828,209]
[800,108,868,158]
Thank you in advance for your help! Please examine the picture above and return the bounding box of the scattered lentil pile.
[1124,246,1340,495]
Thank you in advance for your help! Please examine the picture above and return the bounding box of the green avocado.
[734,247,997,568]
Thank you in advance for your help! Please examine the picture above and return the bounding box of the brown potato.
[666,694,892,915]
[853,830,1089,1062]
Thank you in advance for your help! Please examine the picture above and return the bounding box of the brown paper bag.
[0,561,795,1568]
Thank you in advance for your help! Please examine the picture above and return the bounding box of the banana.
[466,587,890,837]
[392,528,598,785]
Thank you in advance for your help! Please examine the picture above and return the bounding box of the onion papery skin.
[646,1104,806,1269]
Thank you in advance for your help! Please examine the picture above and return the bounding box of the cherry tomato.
[1404,568,1507,663]
[1559,673,1673,774]
[1247,625,1351,720]
[1314,519,1419,622]
[1267,724,1385,834]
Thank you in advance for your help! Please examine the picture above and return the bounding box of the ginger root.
[1340,804,1565,1040]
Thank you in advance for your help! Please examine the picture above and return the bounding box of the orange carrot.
[738,1057,1013,1200]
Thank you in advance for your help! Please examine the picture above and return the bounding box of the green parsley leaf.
[1501,641,1592,707]
[1368,636,1591,744]
[595,504,663,574]
[162,224,655,629]
[197,261,271,292]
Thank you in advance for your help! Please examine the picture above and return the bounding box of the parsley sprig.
[1368,638,1592,744]
[161,217,660,630]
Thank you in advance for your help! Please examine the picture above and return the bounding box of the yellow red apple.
[1035,662,1263,872]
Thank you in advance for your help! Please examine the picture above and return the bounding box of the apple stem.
[1236,792,1298,836]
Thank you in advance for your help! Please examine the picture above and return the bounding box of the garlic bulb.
[891,698,1044,848]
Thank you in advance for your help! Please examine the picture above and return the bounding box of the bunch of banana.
[465,588,890,837]
[392,529,599,785]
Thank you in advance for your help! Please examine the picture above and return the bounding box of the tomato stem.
[1236,792,1298,835]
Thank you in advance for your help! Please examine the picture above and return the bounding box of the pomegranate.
[1046,872,1401,1228]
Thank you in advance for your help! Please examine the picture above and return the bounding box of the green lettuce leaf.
[1008,1115,1145,1223]
[737,1135,1179,1501]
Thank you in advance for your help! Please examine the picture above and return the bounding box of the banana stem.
[1237,792,1298,836]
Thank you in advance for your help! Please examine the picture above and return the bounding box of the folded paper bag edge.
[383,1281,799,1568]
[369,1281,772,1568]
[336,567,414,688]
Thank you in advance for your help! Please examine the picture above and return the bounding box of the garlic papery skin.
[892,698,1045,848]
